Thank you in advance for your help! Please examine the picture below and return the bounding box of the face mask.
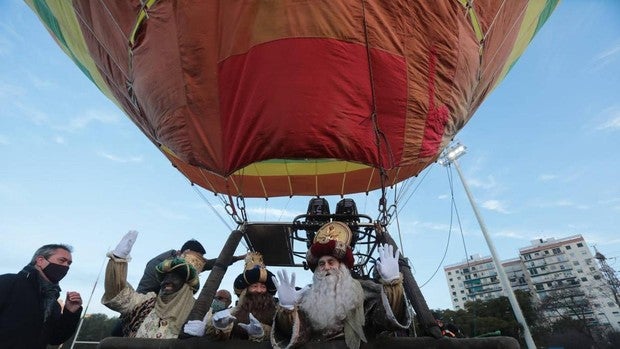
[211,299,227,313]
[43,260,69,283]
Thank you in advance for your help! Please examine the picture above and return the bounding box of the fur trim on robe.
[271,278,411,349]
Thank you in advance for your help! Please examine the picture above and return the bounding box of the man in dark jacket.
[136,239,209,294]
[136,239,246,294]
[0,244,83,348]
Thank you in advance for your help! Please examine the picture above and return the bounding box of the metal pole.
[452,160,537,349]
[179,229,243,338]
[70,254,108,349]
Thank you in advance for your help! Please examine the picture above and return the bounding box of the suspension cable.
[390,183,405,253]
[419,166,454,287]
[446,163,477,334]
[393,166,433,223]
[191,186,234,231]
[360,0,393,226]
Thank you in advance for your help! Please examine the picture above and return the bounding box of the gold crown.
[243,251,266,270]
[180,250,206,273]
[314,221,352,245]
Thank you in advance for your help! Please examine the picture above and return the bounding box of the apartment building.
[521,235,620,330]
[445,254,510,310]
[443,235,620,330]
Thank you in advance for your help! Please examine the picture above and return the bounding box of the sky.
[1,1,619,318]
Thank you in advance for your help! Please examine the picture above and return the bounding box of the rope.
[360,0,394,225]
[70,253,108,349]
[191,186,234,231]
[447,163,478,335]
[278,196,293,222]
[391,183,405,253]
[419,166,455,288]
[479,1,530,79]
[395,166,432,220]
[483,0,507,42]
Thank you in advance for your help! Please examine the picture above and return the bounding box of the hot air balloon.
[25,0,558,198]
[25,1,558,348]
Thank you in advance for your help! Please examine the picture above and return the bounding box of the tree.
[59,313,119,348]
[429,291,544,346]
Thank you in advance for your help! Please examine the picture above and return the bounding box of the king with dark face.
[102,232,206,339]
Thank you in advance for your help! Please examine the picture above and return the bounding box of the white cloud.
[598,198,620,205]
[141,202,190,221]
[56,110,120,132]
[246,207,298,220]
[98,151,143,163]
[409,221,452,232]
[593,43,620,68]
[152,207,189,221]
[468,175,497,190]
[14,100,48,125]
[481,199,509,214]
[538,174,557,181]
[532,199,589,210]
[593,106,620,131]
[583,234,620,246]
[493,229,527,239]
[597,116,620,131]
[437,194,449,200]
[27,71,54,89]
[0,81,26,99]
[0,36,10,56]
[52,135,65,144]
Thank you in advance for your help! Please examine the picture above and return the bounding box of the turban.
[156,250,205,293]
[306,221,355,271]
[233,252,276,296]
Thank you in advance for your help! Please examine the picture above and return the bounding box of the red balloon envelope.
[26,0,558,198]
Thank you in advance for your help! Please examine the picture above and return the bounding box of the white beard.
[299,263,364,334]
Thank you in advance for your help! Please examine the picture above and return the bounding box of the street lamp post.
[439,143,537,349]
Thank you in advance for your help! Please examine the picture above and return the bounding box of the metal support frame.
[180,230,243,338]
[183,209,442,340]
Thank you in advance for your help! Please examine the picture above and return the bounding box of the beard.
[299,263,364,334]
[234,289,277,325]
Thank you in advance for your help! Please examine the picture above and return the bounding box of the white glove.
[376,243,400,282]
[238,313,264,338]
[183,312,209,337]
[273,270,297,310]
[212,308,236,330]
[111,230,138,259]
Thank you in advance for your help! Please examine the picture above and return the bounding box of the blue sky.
[1,1,619,317]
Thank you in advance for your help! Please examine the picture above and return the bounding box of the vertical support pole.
[381,232,442,338]
[179,229,243,338]
[452,160,536,349]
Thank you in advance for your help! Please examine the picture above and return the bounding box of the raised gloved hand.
[183,312,209,337]
[111,230,138,259]
[273,269,297,310]
[238,313,264,338]
[376,243,400,282]
[212,308,236,330]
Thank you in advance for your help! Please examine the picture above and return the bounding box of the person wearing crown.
[183,251,277,342]
[101,231,206,338]
[270,221,411,349]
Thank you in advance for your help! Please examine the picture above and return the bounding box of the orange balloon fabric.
[26,0,558,197]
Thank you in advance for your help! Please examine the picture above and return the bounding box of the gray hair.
[29,244,73,265]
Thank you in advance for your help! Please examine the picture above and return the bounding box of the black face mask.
[43,260,69,283]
